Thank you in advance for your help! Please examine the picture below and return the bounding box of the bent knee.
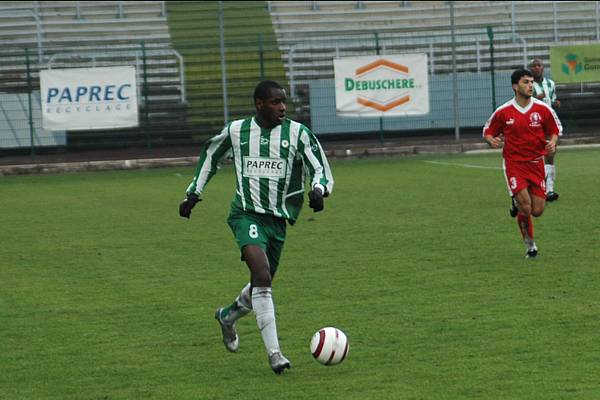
[519,205,532,216]
[251,266,272,287]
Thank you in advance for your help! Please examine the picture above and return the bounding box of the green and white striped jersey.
[186,117,334,224]
[533,77,557,108]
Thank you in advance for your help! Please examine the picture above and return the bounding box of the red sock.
[517,213,534,241]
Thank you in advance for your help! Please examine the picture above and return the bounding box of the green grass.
[1,149,600,399]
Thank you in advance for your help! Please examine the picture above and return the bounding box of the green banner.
[550,43,600,83]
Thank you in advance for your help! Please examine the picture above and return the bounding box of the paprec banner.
[40,66,139,130]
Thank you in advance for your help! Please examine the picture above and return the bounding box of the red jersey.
[482,98,562,161]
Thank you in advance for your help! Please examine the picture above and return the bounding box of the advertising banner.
[334,54,429,117]
[40,66,139,130]
[550,43,600,83]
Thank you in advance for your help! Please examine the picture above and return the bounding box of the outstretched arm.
[179,126,232,219]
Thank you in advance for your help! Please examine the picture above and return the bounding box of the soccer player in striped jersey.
[530,58,561,202]
[483,69,562,258]
[179,80,334,373]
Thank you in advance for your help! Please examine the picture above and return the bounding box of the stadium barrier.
[1,1,600,161]
[0,44,186,153]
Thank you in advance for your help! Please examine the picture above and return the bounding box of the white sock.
[545,164,555,192]
[251,286,280,354]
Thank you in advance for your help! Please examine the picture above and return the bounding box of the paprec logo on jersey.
[243,157,287,179]
[529,112,542,127]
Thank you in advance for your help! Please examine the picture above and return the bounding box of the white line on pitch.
[424,160,502,170]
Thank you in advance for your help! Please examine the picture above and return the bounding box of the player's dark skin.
[243,87,287,288]
[530,59,560,171]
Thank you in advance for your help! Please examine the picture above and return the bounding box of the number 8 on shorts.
[248,224,259,239]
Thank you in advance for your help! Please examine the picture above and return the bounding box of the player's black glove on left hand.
[179,193,200,219]
[308,187,324,212]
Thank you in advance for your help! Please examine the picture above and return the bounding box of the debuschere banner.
[334,54,429,117]
[40,66,139,130]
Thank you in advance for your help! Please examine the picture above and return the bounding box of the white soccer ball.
[310,327,349,365]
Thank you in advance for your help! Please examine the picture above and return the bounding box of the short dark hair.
[529,58,543,68]
[254,80,283,101]
[511,69,533,85]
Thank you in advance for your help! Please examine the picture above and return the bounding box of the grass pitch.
[1,149,599,399]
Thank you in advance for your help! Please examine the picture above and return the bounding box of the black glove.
[179,193,200,219]
[308,187,324,212]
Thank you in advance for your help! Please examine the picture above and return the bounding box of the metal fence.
[0,1,291,156]
[309,72,514,136]
[304,39,600,138]
[0,44,186,154]
[3,39,599,157]
[2,0,600,159]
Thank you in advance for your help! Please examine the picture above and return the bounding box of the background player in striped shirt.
[530,58,561,202]
[179,80,334,373]
[483,69,562,258]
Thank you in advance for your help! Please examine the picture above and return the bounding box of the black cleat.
[546,191,559,202]
[526,248,538,259]
[509,197,519,218]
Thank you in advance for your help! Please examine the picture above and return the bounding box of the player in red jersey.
[483,69,562,258]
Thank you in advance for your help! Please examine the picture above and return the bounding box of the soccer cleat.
[526,248,538,259]
[509,197,519,218]
[546,191,559,202]
[268,350,291,374]
[215,308,239,352]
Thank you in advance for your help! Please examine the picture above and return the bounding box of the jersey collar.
[511,97,533,114]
